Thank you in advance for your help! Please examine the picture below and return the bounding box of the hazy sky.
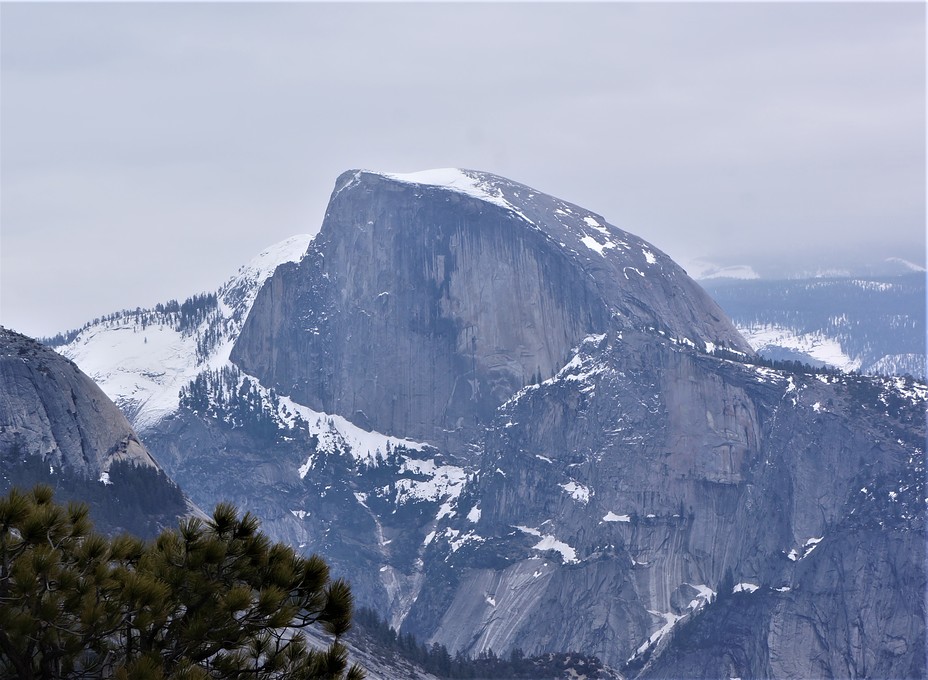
[2,2,925,338]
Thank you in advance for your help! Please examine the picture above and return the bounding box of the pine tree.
[0,485,364,679]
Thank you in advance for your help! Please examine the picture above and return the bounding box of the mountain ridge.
[38,169,927,677]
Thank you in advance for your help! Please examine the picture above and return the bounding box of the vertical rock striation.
[405,331,924,676]
[233,169,749,456]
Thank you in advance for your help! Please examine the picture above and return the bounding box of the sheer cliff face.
[232,169,749,453]
[402,331,925,676]
[638,487,925,679]
[0,328,188,537]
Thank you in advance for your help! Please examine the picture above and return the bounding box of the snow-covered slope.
[736,325,861,372]
[55,235,312,431]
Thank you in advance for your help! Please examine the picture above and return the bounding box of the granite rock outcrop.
[0,327,189,536]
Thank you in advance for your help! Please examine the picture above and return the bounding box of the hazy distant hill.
[702,273,926,379]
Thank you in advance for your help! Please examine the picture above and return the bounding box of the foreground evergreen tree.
[0,485,364,679]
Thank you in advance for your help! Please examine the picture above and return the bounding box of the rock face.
[403,330,925,677]
[232,169,749,456]
[226,170,924,677]
[0,328,189,537]
[50,169,926,678]
[639,491,925,679]
[142,370,469,635]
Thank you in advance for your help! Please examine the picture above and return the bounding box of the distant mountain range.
[686,254,926,281]
[17,168,925,678]
[702,273,925,379]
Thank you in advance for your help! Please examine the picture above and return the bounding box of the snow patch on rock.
[514,525,578,564]
[733,582,760,594]
[559,481,591,504]
[603,512,631,523]
[378,169,532,223]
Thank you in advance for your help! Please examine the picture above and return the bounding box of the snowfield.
[60,235,311,431]
[738,324,861,372]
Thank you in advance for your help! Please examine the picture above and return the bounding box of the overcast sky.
[2,2,925,339]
